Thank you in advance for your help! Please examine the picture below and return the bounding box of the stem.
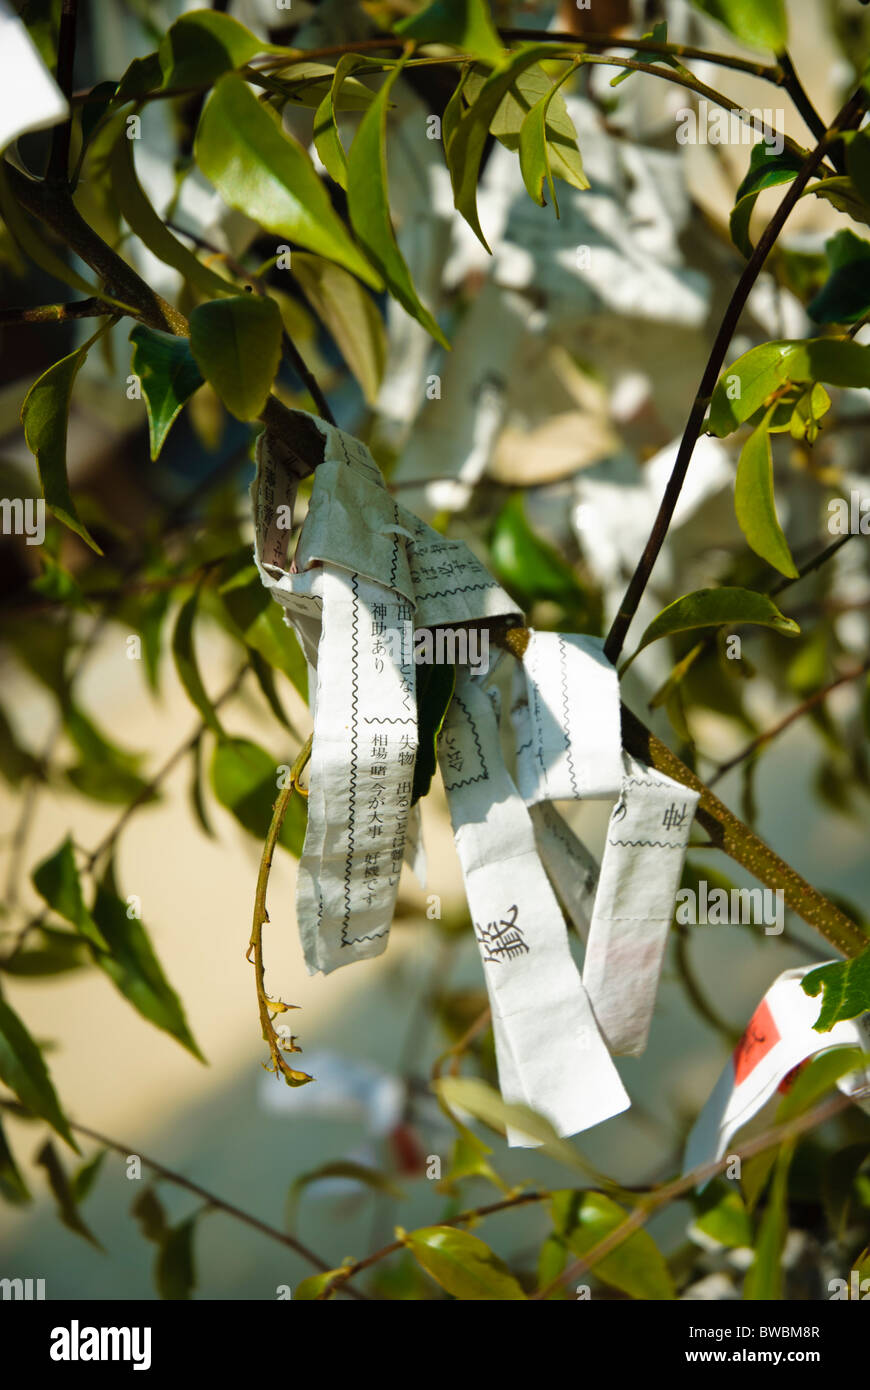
[0,298,113,324]
[777,49,830,152]
[603,87,867,665]
[710,659,870,785]
[248,735,313,1087]
[67,1121,369,1299]
[47,0,79,185]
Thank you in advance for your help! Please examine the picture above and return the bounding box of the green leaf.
[0,994,78,1151]
[35,1139,103,1249]
[90,875,205,1061]
[537,1234,569,1298]
[708,338,870,436]
[405,1226,526,1300]
[822,1144,870,1239]
[0,1117,31,1205]
[155,1216,198,1300]
[32,837,109,951]
[627,587,799,666]
[189,294,283,422]
[735,412,798,578]
[518,66,580,213]
[347,61,448,346]
[802,949,870,1031]
[729,143,804,258]
[0,928,88,978]
[63,703,152,806]
[395,0,503,66]
[294,1268,346,1300]
[808,230,870,325]
[72,1148,107,1204]
[0,165,121,306]
[490,493,583,606]
[210,737,307,854]
[551,1190,675,1300]
[171,587,225,736]
[21,338,104,553]
[847,129,870,207]
[0,700,41,786]
[412,660,455,805]
[743,1145,789,1299]
[263,61,376,113]
[442,1132,507,1192]
[450,46,573,247]
[109,130,237,301]
[610,22,684,87]
[691,1181,752,1248]
[776,1045,865,1120]
[189,733,216,840]
[129,326,204,459]
[158,10,272,89]
[690,0,787,52]
[195,74,380,289]
[291,252,387,404]
[312,55,368,190]
[289,1160,404,1225]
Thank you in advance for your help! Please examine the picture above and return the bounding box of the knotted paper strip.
[582,755,700,1057]
[438,661,629,1146]
[253,413,518,975]
[683,966,870,1182]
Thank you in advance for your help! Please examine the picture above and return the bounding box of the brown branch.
[46,0,79,185]
[0,297,114,325]
[603,87,868,666]
[67,1120,369,1300]
[710,659,870,786]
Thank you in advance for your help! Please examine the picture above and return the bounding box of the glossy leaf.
[690,0,787,51]
[551,1190,675,1300]
[629,587,798,667]
[90,875,204,1061]
[210,737,307,854]
[405,1226,526,1300]
[743,1146,790,1299]
[466,62,588,195]
[729,143,803,258]
[109,131,237,300]
[158,10,272,89]
[735,412,798,578]
[776,1046,865,1121]
[196,75,380,288]
[808,230,870,325]
[691,1181,752,1248]
[265,61,376,113]
[802,949,870,1031]
[291,252,387,404]
[847,129,870,207]
[312,55,368,189]
[490,493,583,606]
[35,1139,103,1249]
[217,556,307,693]
[21,339,104,553]
[189,294,283,422]
[708,338,870,436]
[518,70,574,212]
[0,995,77,1151]
[449,46,571,247]
[129,326,204,459]
[347,61,447,346]
[171,587,225,736]
[395,0,503,66]
[294,1268,346,1300]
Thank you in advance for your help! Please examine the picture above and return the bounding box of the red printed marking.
[777,1058,809,1094]
[733,999,781,1085]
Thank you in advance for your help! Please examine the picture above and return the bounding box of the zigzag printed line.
[363,717,416,724]
[558,634,580,798]
[341,573,360,944]
[343,924,390,946]
[414,582,497,599]
[608,838,684,849]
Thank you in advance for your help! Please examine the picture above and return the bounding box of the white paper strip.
[0,0,68,152]
[514,631,622,804]
[438,663,629,1146]
[529,801,599,944]
[683,966,870,1180]
[582,755,700,1056]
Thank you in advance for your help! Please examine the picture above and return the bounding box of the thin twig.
[604,87,867,665]
[0,297,114,325]
[710,659,870,785]
[46,0,79,185]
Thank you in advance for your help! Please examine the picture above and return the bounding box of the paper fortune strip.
[438,661,630,1144]
[253,416,518,975]
[683,966,870,1181]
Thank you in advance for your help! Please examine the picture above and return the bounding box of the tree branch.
[0,297,114,325]
[46,0,79,185]
[603,87,867,665]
